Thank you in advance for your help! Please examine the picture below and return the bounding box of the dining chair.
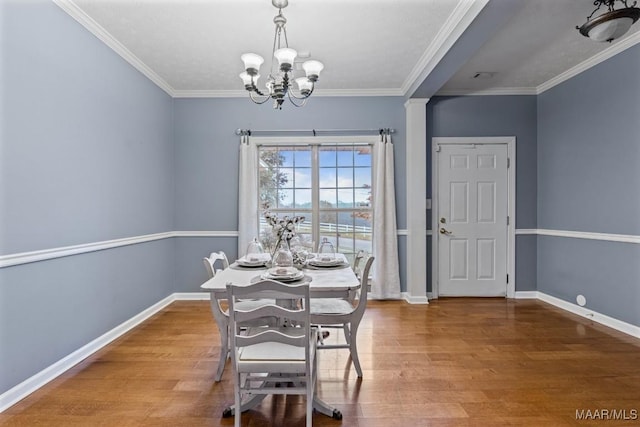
[226,280,317,427]
[203,251,229,279]
[203,251,274,382]
[310,256,374,378]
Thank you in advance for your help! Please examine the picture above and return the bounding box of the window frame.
[254,135,377,259]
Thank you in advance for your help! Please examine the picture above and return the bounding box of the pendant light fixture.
[239,0,324,109]
[577,0,640,42]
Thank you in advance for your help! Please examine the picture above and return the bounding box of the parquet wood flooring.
[1,298,639,426]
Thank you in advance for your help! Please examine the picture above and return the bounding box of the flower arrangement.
[263,210,305,257]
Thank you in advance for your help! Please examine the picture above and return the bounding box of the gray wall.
[426,95,538,292]
[172,97,408,292]
[537,44,640,327]
[0,0,175,393]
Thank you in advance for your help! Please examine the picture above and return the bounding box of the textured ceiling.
[55,0,640,97]
[438,0,640,95]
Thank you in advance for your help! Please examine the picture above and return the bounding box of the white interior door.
[436,143,508,297]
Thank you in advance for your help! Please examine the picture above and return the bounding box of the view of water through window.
[258,144,373,262]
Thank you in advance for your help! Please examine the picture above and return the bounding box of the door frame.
[431,137,516,299]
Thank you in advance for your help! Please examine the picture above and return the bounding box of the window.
[257,140,373,263]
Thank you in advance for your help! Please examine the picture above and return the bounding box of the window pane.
[337,189,354,208]
[354,146,372,166]
[319,211,337,249]
[319,189,337,207]
[294,212,314,250]
[294,168,312,188]
[280,149,294,167]
[294,189,311,208]
[337,168,353,188]
[279,168,294,188]
[319,167,336,188]
[355,188,371,207]
[278,189,293,208]
[319,147,336,167]
[294,149,311,167]
[354,167,371,188]
[258,143,372,258]
[337,147,353,167]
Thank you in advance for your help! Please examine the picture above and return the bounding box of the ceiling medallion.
[239,0,324,109]
[577,0,640,42]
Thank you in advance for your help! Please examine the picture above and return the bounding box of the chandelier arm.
[286,91,308,108]
[287,82,314,100]
[251,77,267,97]
[249,91,271,105]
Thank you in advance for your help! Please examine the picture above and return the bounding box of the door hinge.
[435,144,441,152]
[507,157,510,168]
[507,216,510,225]
[507,274,509,284]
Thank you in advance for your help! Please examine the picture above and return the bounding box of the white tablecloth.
[201,254,359,298]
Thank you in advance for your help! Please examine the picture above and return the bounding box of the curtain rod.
[235,128,395,136]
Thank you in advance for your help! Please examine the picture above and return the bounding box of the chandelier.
[577,0,640,42]
[239,0,324,109]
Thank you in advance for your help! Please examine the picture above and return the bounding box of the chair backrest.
[203,251,230,279]
[226,280,312,362]
[352,250,367,277]
[354,256,374,315]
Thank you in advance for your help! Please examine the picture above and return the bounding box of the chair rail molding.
[0,231,239,268]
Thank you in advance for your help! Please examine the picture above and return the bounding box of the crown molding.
[53,0,176,97]
[172,90,248,98]
[401,0,491,97]
[173,88,404,98]
[435,87,538,96]
[537,30,640,94]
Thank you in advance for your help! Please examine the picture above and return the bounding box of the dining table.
[200,252,359,420]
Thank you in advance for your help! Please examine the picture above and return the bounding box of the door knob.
[439,228,452,235]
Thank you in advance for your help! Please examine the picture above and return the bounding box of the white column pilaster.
[404,98,429,304]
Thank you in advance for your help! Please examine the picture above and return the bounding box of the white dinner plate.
[262,267,304,281]
[308,257,344,267]
[237,255,269,266]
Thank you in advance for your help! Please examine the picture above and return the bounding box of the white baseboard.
[514,291,538,299]
[3,291,638,413]
[536,292,640,340]
[174,292,210,300]
[402,292,429,304]
[0,294,177,412]
[0,292,208,413]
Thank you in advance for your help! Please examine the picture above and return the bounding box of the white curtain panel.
[371,133,401,299]
[238,135,259,257]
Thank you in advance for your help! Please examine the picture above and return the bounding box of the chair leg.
[342,323,350,344]
[348,323,363,378]
[234,373,242,427]
[214,323,229,382]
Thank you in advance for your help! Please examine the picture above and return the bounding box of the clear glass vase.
[272,240,294,268]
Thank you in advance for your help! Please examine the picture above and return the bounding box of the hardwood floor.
[2,298,639,426]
